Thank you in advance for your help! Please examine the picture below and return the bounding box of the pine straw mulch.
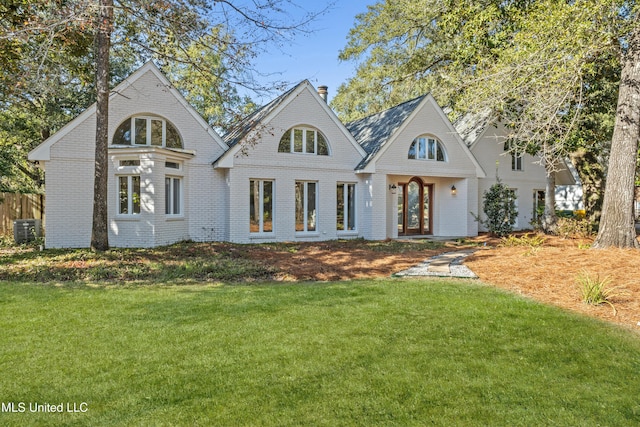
[464,234,640,331]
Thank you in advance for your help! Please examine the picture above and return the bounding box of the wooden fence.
[0,192,45,235]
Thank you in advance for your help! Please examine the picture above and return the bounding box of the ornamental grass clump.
[577,270,619,315]
[499,233,545,248]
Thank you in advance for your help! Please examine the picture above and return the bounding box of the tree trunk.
[593,27,640,249]
[570,147,606,225]
[90,0,113,251]
[541,163,558,234]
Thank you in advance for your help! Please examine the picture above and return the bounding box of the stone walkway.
[394,249,478,279]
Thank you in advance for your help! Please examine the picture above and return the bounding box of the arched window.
[408,136,447,162]
[278,126,329,155]
[112,116,183,149]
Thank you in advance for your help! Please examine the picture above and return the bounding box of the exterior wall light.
[389,184,397,191]
[451,185,457,195]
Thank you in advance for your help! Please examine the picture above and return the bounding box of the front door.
[398,177,433,235]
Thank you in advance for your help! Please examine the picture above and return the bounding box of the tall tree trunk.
[90,0,113,251]
[541,163,558,234]
[593,27,640,249]
[570,147,606,225]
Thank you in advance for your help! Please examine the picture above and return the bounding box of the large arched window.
[408,136,447,162]
[278,126,329,155]
[112,115,183,149]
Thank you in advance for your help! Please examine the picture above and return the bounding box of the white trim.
[356,95,487,178]
[29,62,227,162]
[214,82,366,169]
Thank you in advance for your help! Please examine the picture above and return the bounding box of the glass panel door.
[397,185,404,234]
[398,178,433,236]
[406,180,421,233]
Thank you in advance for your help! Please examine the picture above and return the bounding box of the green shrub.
[474,178,518,237]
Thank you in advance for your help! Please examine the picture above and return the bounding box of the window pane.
[397,185,404,233]
[307,182,316,231]
[293,129,303,152]
[295,182,304,231]
[436,142,445,161]
[306,130,315,153]
[250,180,258,232]
[278,130,291,152]
[173,178,180,214]
[119,176,129,214]
[263,181,273,232]
[428,139,436,159]
[408,141,417,159]
[120,160,140,167]
[423,185,430,232]
[419,138,427,159]
[132,176,140,214]
[336,184,345,231]
[166,178,171,215]
[165,122,182,148]
[135,118,147,145]
[151,119,163,146]
[407,181,420,230]
[317,133,329,155]
[113,119,132,145]
[347,184,356,230]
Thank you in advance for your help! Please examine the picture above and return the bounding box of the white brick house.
[28,62,575,248]
[456,115,578,231]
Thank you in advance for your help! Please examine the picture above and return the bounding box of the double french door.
[398,177,433,236]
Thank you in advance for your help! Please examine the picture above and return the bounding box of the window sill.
[249,233,275,240]
[165,215,185,221]
[114,215,141,221]
[337,231,358,237]
[295,232,320,238]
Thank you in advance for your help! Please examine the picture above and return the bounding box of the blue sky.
[250,0,372,103]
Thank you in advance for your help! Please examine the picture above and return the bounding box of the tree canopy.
[1,0,328,249]
[334,0,639,247]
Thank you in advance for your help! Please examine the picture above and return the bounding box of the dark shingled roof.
[222,82,304,148]
[452,110,493,146]
[346,96,426,170]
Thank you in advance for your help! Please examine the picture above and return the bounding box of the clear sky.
[250,0,373,103]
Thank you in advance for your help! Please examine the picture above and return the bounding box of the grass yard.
[1,279,640,426]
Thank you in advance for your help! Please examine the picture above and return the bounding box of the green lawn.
[1,279,639,426]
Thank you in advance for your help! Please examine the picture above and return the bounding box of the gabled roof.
[29,61,227,161]
[214,80,366,168]
[222,83,300,148]
[346,96,426,170]
[452,110,493,147]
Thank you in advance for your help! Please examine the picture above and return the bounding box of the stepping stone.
[393,249,478,278]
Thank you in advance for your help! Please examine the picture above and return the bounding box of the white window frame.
[279,127,329,155]
[409,136,447,161]
[512,152,524,171]
[112,116,182,148]
[165,176,182,216]
[337,182,357,233]
[117,175,141,216]
[295,181,318,234]
[250,179,275,234]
